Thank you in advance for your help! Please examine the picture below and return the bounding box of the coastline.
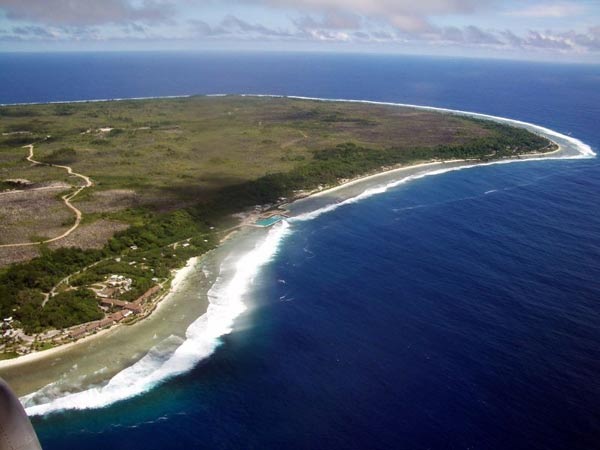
[0,145,566,398]
[0,151,562,370]
[0,98,593,414]
[286,144,567,217]
[0,252,220,398]
[0,257,200,370]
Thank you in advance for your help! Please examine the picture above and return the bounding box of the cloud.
[189,19,216,36]
[257,0,487,16]
[433,25,501,45]
[189,15,294,39]
[6,24,103,42]
[507,2,586,18]
[294,11,362,31]
[247,0,494,33]
[500,27,600,52]
[1,0,598,59]
[500,29,523,47]
[11,25,54,38]
[0,0,174,26]
[220,14,292,37]
[522,30,573,49]
[463,25,502,45]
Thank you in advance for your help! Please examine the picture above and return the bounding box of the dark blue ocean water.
[2,53,599,449]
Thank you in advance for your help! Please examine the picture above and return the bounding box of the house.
[109,311,128,322]
[97,317,114,328]
[134,285,160,304]
[69,326,88,339]
[100,299,142,314]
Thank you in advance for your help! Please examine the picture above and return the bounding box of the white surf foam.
[23,96,594,416]
[24,222,291,416]
[291,153,594,223]
[0,95,191,107]
[256,95,594,222]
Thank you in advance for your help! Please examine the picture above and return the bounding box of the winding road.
[0,143,92,248]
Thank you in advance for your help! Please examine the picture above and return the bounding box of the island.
[0,95,556,361]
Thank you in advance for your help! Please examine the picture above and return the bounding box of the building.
[100,298,143,314]
[108,310,132,322]
[134,285,160,304]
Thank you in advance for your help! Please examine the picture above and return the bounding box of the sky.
[0,1,598,62]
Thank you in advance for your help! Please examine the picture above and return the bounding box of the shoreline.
[288,144,565,207]
[0,149,562,369]
[0,145,567,373]
[0,256,200,370]
[0,98,593,411]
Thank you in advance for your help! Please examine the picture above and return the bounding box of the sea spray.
[23,222,292,416]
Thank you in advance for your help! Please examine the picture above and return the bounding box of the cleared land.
[0,96,553,348]
[0,184,72,245]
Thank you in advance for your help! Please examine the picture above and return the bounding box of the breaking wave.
[24,222,291,416]
[22,96,594,416]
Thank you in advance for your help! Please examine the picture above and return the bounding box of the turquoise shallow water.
[0,53,598,449]
[255,216,285,227]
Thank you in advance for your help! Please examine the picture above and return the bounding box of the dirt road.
[0,144,92,248]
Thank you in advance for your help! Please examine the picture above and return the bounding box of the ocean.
[1,52,599,449]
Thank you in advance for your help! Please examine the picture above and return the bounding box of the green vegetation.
[33,289,102,332]
[3,287,101,335]
[0,108,37,117]
[0,96,518,202]
[0,96,553,333]
[40,147,77,165]
[0,210,216,332]
[1,247,103,295]
[0,351,19,360]
[194,122,551,216]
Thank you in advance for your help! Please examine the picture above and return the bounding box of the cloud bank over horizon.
[0,0,598,62]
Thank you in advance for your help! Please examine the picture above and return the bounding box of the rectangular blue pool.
[255,215,284,227]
